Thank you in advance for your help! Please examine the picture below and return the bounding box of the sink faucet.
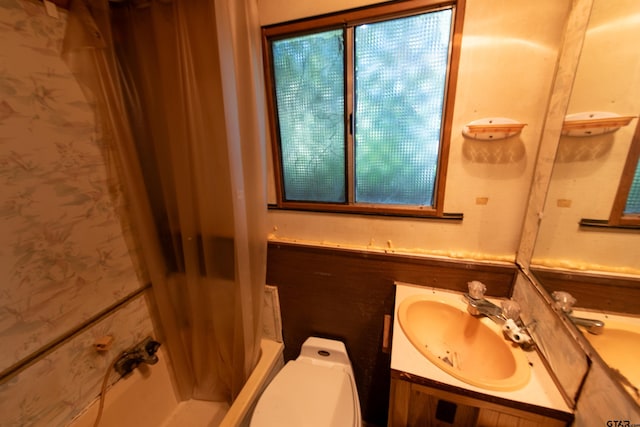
[551,291,605,335]
[464,281,533,347]
[464,293,506,323]
[464,280,505,322]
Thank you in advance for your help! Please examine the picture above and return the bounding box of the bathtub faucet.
[114,336,161,376]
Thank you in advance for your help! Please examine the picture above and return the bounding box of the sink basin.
[397,294,530,391]
[578,318,640,399]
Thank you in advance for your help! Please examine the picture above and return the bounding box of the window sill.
[579,218,640,231]
[267,204,463,221]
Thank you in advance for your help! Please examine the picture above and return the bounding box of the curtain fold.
[62,0,267,402]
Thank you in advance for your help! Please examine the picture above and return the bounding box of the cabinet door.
[388,378,568,427]
[477,408,567,427]
[389,379,478,426]
[408,385,479,426]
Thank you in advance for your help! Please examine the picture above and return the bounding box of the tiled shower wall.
[0,1,155,425]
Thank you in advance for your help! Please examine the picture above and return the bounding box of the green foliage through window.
[273,31,345,202]
[354,10,451,205]
[624,159,640,214]
[266,3,457,213]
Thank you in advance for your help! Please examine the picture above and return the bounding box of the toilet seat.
[250,359,356,427]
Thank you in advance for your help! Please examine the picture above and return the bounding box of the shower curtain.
[63,0,267,401]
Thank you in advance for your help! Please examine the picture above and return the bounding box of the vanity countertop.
[392,281,572,414]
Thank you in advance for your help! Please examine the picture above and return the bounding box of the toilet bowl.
[250,337,362,427]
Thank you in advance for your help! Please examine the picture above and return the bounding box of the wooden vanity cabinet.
[388,371,573,427]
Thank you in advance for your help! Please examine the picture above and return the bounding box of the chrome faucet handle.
[467,280,486,299]
[501,300,521,320]
[551,291,576,313]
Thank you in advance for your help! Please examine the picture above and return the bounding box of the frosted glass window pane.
[624,159,640,214]
[354,9,452,205]
[272,30,346,203]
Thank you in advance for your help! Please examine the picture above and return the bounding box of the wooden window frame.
[609,118,640,226]
[262,0,465,218]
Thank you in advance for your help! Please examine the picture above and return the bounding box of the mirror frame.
[518,0,640,414]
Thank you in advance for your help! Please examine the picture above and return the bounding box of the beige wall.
[261,0,572,262]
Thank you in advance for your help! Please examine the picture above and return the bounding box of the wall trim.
[531,267,640,315]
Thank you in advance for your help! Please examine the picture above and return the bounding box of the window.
[609,121,640,226]
[262,0,465,217]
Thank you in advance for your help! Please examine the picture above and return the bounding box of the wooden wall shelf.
[462,118,526,141]
[562,112,636,137]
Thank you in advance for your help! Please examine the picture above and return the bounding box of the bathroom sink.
[397,294,530,391]
[579,320,640,396]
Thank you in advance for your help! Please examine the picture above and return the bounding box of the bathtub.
[68,339,284,427]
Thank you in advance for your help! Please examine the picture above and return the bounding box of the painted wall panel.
[261,0,572,261]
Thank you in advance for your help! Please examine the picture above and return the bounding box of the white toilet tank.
[250,337,361,427]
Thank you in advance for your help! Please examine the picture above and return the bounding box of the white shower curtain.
[63,0,267,402]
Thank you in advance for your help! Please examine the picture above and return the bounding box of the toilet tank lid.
[251,360,356,427]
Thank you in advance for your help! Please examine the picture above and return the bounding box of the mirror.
[532,0,640,277]
[529,0,640,403]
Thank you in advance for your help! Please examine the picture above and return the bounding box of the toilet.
[250,337,362,427]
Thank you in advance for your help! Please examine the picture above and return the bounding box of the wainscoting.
[531,267,640,315]
[266,241,518,426]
